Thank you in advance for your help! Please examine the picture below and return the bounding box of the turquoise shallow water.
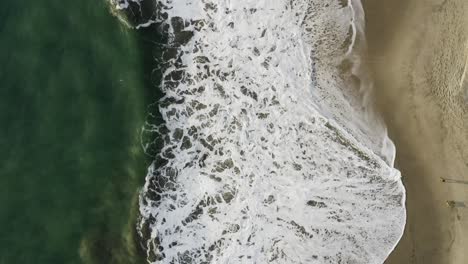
[0,1,158,263]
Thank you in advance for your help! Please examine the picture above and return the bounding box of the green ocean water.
[0,1,159,263]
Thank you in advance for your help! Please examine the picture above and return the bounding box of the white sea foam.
[110,0,136,10]
[138,0,406,263]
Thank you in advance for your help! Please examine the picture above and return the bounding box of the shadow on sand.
[441,178,468,185]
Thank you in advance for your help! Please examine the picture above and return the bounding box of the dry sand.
[362,0,468,263]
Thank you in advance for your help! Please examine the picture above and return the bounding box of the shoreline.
[362,0,468,263]
[107,1,468,262]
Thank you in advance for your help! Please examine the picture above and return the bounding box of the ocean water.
[129,0,407,263]
[0,1,159,263]
[1,0,406,263]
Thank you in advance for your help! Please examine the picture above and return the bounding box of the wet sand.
[362,0,468,263]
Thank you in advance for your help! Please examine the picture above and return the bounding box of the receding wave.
[111,0,407,263]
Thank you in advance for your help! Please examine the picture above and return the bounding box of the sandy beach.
[362,0,468,263]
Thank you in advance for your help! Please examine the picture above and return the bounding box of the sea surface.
[2,0,407,263]
[0,1,159,263]
[132,0,406,263]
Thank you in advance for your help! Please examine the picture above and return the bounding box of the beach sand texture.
[363,0,468,263]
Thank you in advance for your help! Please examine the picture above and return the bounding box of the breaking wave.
[111,0,407,263]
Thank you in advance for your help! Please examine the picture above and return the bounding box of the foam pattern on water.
[138,0,406,263]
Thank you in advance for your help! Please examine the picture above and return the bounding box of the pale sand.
[362,0,468,263]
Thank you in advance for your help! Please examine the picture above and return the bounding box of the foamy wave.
[138,0,406,263]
